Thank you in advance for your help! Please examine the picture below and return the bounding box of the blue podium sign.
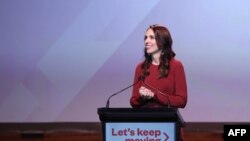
[106,122,175,141]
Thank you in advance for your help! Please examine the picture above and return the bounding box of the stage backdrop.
[0,0,250,122]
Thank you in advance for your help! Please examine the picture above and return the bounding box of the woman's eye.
[144,35,155,40]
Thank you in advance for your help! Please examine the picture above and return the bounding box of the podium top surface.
[98,107,176,113]
[97,107,182,122]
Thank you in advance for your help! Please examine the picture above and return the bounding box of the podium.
[97,108,185,141]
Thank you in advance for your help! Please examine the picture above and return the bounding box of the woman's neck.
[151,51,161,65]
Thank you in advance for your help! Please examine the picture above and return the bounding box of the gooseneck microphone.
[106,76,144,108]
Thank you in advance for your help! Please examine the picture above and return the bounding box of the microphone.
[106,76,144,108]
[142,81,171,108]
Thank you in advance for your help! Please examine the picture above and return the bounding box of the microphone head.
[138,75,145,81]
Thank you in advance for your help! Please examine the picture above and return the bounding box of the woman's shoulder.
[135,62,143,69]
[170,57,184,67]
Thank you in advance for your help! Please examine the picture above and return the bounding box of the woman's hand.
[139,86,154,100]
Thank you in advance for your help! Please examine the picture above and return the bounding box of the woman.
[130,24,187,108]
[130,24,187,140]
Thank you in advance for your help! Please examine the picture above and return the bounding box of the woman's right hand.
[139,86,154,100]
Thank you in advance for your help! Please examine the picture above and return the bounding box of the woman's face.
[144,28,159,54]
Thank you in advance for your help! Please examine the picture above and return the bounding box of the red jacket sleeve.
[130,64,144,107]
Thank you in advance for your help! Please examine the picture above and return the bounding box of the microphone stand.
[106,76,143,108]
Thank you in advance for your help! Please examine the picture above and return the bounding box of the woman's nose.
[145,38,150,43]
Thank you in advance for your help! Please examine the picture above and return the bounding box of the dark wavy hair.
[141,24,176,78]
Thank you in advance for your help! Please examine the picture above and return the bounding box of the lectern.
[97,108,185,141]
